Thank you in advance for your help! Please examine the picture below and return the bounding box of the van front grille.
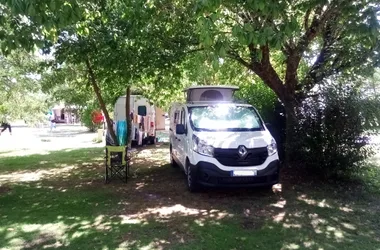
[213,147,268,167]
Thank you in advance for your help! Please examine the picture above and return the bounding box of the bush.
[80,106,103,132]
[236,80,379,178]
[292,84,379,178]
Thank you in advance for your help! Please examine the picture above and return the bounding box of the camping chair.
[105,146,130,183]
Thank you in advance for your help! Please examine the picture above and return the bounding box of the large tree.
[2,0,198,144]
[195,0,380,162]
[47,0,198,144]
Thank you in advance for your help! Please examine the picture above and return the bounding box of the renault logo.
[238,145,248,158]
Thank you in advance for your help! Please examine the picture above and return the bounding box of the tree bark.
[229,45,303,167]
[125,86,132,148]
[85,57,118,145]
[283,100,298,166]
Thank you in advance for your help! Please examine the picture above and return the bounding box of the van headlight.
[267,139,277,156]
[192,135,214,157]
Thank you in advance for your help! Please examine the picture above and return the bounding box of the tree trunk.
[85,57,118,145]
[284,100,298,167]
[125,86,132,148]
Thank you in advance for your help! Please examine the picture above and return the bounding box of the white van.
[169,86,280,192]
[114,95,166,146]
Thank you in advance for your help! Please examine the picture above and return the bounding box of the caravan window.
[138,106,147,116]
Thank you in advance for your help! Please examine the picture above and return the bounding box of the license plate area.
[231,170,257,177]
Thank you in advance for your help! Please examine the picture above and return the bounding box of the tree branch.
[255,44,287,102]
[260,44,270,67]
[304,8,312,31]
[284,2,339,93]
[227,51,252,70]
[301,16,344,93]
[85,56,118,145]
[299,4,338,52]
[229,45,286,103]
[248,43,259,66]
[185,48,204,54]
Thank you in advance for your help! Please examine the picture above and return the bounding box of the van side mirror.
[176,124,186,135]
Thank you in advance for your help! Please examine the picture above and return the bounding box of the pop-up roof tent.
[184,85,239,103]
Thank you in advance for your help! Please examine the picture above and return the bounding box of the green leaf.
[28,3,35,16]
[204,34,213,47]
[244,23,254,33]
[248,32,254,44]
[219,45,226,57]
[237,34,248,45]
[258,1,265,11]
[50,0,56,11]
[232,25,241,37]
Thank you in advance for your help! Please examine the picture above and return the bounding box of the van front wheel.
[186,162,200,192]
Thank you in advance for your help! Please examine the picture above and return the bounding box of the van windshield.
[189,105,264,132]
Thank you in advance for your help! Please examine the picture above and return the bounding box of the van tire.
[170,145,178,168]
[186,161,200,192]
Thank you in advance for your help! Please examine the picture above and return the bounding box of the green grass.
[0,147,380,249]
[0,148,104,173]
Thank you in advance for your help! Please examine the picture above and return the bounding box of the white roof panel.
[184,85,239,91]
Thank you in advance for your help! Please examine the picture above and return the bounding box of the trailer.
[114,95,165,146]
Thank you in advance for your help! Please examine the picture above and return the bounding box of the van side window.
[174,111,180,124]
[180,108,187,129]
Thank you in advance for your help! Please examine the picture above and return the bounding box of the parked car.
[169,86,280,192]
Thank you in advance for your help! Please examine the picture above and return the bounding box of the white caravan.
[114,95,166,146]
[169,86,280,192]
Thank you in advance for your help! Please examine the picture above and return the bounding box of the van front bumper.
[190,160,280,187]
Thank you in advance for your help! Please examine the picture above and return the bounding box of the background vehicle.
[169,86,280,192]
[114,95,166,146]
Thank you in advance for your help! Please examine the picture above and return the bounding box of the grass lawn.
[0,146,379,250]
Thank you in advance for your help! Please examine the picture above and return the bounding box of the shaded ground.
[0,144,380,250]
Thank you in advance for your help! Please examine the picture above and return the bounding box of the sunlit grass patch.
[0,147,104,173]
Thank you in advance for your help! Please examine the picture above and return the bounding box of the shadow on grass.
[0,146,379,249]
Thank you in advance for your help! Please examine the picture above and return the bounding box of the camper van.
[114,95,166,146]
[169,86,280,192]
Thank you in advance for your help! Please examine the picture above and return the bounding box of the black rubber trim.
[189,160,280,187]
